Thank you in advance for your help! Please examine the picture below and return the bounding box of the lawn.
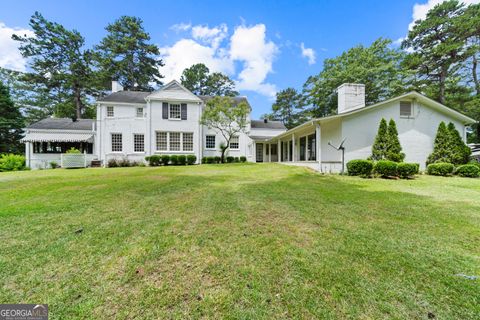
[0,163,479,319]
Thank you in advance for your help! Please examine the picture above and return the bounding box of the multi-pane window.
[136,107,144,118]
[111,133,122,152]
[183,133,193,151]
[169,104,181,119]
[205,135,216,149]
[107,106,114,117]
[230,136,239,149]
[156,132,168,151]
[400,101,412,117]
[134,134,144,152]
[169,132,181,151]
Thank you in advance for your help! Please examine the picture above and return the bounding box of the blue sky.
[0,0,447,118]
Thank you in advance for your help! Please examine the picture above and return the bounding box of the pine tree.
[386,119,405,162]
[0,82,24,154]
[447,122,471,165]
[370,118,389,160]
[427,122,452,164]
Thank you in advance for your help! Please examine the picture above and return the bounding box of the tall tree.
[265,88,306,129]
[447,122,471,164]
[180,63,238,96]
[95,16,164,91]
[370,118,389,161]
[386,119,405,162]
[12,12,95,119]
[200,96,249,162]
[0,82,24,154]
[303,38,408,117]
[427,122,452,164]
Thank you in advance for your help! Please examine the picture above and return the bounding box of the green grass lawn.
[1,163,479,319]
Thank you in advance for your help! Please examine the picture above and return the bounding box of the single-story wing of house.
[22,81,476,171]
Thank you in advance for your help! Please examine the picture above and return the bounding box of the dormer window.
[169,104,181,119]
[400,101,412,118]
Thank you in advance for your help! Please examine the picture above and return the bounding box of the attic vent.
[264,118,268,123]
[400,101,412,117]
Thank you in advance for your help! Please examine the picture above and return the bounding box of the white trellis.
[61,152,87,168]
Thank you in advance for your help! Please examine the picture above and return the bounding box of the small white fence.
[61,153,87,168]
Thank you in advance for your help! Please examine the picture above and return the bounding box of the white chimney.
[337,83,365,114]
[111,81,123,93]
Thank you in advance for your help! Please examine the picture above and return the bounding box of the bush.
[118,158,132,167]
[170,155,179,165]
[226,156,234,163]
[161,155,170,166]
[187,155,196,165]
[66,147,81,154]
[147,155,161,166]
[346,159,374,177]
[0,154,26,171]
[201,157,207,164]
[427,162,454,176]
[50,161,59,169]
[455,164,480,178]
[177,155,186,165]
[214,156,221,164]
[397,162,419,179]
[240,156,247,163]
[234,157,240,163]
[107,158,118,167]
[374,160,398,177]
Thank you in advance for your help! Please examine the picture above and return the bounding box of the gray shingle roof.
[251,120,286,130]
[27,118,94,130]
[97,91,150,104]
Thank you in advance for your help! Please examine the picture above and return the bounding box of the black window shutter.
[162,102,168,119]
[181,103,187,120]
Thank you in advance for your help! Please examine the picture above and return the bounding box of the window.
[230,136,239,149]
[169,104,181,119]
[169,132,181,151]
[270,144,277,156]
[111,133,122,152]
[136,107,144,118]
[156,132,167,151]
[183,133,193,151]
[134,134,144,152]
[205,135,216,149]
[400,101,412,117]
[107,106,114,117]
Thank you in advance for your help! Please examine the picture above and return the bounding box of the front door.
[256,143,263,162]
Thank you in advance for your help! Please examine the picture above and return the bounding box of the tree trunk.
[473,54,480,96]
[74,85,82,119]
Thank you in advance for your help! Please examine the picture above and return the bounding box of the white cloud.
[170,22,191,33]
[300,42,316,65]
[0,22,33,72]
[162,23,279,98]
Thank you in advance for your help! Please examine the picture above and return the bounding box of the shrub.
[240,156,247,163]
[66,147,81,154]
[234,157,240,163]
[206,157,215,164]
[374,160,398,177]
[161,155,170,165]
[177,155,186,165]
[346,159,373,177]
[201,157,207,164]
[187,155,196,165]
[397,162,419,179]
[427,162,454,176]
[107,158,118,167]
[170,155,179,165]
[226,156,234,163]
[0,154,26,171]
[455,164,480,178]
[50,161,59,169]
[118,158,132,167]
[214,156,221,163]
[147,155,161,166]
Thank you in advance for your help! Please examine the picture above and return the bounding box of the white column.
[253,142,256,162]
[306,135,309,161]
[316,123,322,171]
[277,140,281,162]
[292,134,296,162]
[287,140,290,161]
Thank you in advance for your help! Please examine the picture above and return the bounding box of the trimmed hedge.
[240,156,247,163]
[374,160,398,177]
[170,155,179,165]
[187,155,197,165]
[397,163,419,179]
[214,156,221,163]
[455,164,480,178]
[146,155,161,166]
[427,162,454,176]
[346,159,373,177]
[160,155,170,165]
[177,155,186,165]
[226,156,234,163]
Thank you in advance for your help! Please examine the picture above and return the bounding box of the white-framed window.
[230,136,239,149]
[134,134,144,152]
[205,135,216,149]
[111,133,122,152]
[169,104,181,119]
[107,106,114,117]
[183,133,193,151]
[156,132,168,151]
[169,132,181,151]
[400,101,412,117]
[136,107,144,118]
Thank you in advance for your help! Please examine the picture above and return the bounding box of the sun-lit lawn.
[0,163,479,319]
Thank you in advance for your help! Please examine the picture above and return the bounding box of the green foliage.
[186,155,196,165]
[107,159,118,168]
[170,155,178,165]
[147,155,161,166]
[370,118,389,161]
[374,160,398,177]
[50,161,59,169]
[455,164,480,178]
[66,147,81,154]
[226,156,234,163]
[427,162,455,176]
[177,155,186,165]
[180,63,238,96]
[214,156,221,164]
[240,156,247,163]
[427,122,451,164]
[386,119,405,162]
[95,16,164,91]
[0,154,26,171]
[346,160,374,177]
[205,157,215,164]
[161,155,170,166]
[397,163,420,179]
[447,122,471,165]
[0,82,24,154]
[234,157,240,163]
[264,88,306,129]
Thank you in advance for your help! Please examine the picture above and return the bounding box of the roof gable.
[146,80,202,102]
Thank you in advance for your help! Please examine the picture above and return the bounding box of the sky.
[1,0,477,118]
